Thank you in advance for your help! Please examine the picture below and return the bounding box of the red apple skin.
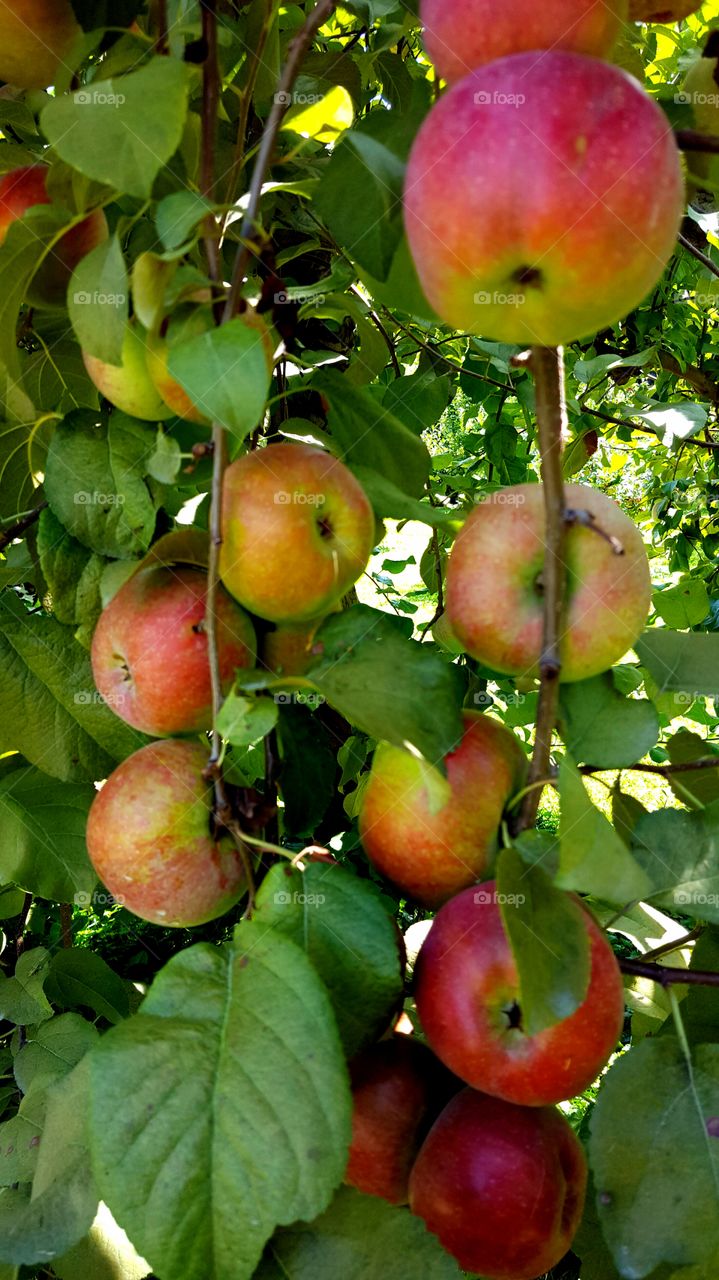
[446,483,651,682]
[404,53,683,347]
[359,712,526,908]
[220,443,375,623]
[91,565,256,737]
[409,1088,588,1280]
[629,0,701,18]
[0,1,81,89]
[414,883,625,1106]
[86,740,246,927]
[421,0,626,84]
[345,1036,458,1205]
[0,166,108,308]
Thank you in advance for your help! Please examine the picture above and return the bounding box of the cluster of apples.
[405,0,690,347]
[85,442,376,927]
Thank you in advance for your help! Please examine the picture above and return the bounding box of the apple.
[681,53,719,206]
[431,611,464,655]
[421,0,627,85]
[91,564,256,737]
[414,883,625,1106]
[83,320,174,421]
[146,305,274,425]
[220,442,375,622]
[409,1087,587,1279]
[445,482,651,682]
[86,739,247,928]
[345,1036,457,1204]
[359,711,526,907]
[404,52,684,346]
[0,1,81,89]
[262,615,329,677]
[0,165,108,308]
[629,0,702,19]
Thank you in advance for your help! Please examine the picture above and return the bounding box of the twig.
[677,230,719,280]
[581,403,719,451]
[641,926,704,962]
[59,903,73,949]
[154,0,169,54]
[223,0,337,322]
[621,957,719,988]
[0,501,47,553]
[514,347,568,833]
[676,128,719,155]
[580,756,719,777]
[200,0,220,283]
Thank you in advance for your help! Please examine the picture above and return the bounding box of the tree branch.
[0,501,47,553]
[621,957,719,988]
[676,128,719,155]
[513,347,567,832]
[677,230,719,280]
[580,756,719,777]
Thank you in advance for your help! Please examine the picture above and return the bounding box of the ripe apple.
[421,0,626,85]
[146,305,274,425]
[83,320,174,421]
[404,52,683,346]
[0,1,80,89]
[409,1087,587,1279]
[220,442,375,622]
[86,739,247,927]
[629,0,701,18]
[359,711,526,907]
[0,165,108,308]
[262,615,329,677]
[91,565,256,737]
[681,53,719,206]
[345,1036,457,1204]
[414,883,625,1106]
[445,483,651,682]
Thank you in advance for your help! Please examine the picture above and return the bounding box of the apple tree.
[0,1,719,1278]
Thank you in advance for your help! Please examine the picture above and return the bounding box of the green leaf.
[14,1013,99,1096]
[255,1186,462,1279]
[590,1038,719,1276]
[68,235,128,365]
[0,949,52,1026]
[636,632,719,697]
[559,674,659,768]
[167,317,272,440]
[0,1089,45,1186]
[145,428,182,484]
[216,691,278,747]
[0,758,96,902]
[350,466,459,528]
[312,369,431,499]
[254,862,403,1056]
[382,369,451,437]
[44,950,130,1026]
[0,207,75,376]
[632,803,719,924]
[683,928,719,1046]
[0,595,145,783]
[653,580,710,629]
[0,419,51,525]
[88,929,352,1280]
[314,118,407,280]
[44,411,159,559]
[0,887,26,919]
[37,507,105,641]
[306,606,464,764]
[665,730,719,809]
[496,847,591,1036]
[155,190,214,252]
[557,755,652,904]
[275,703,337,838]
[41,60,190,199]
[51,1202,152,1280]
[637,402,708,448]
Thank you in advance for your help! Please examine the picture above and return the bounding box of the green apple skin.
[404,52,683,346]
[0,165,108,307]
[0,0,81,89]
[358,711,526,908]
[220,443,375,623]
[91,565,256,737]
[414,883,625,1106]
[431,611,464,655]
[86,740,246,928]
[446,483,651,682]
[421,0,626,84]
[682,54,719,203]
[345,1036,458,1205]
[83,321,174,421]
[409,1087,588,1280]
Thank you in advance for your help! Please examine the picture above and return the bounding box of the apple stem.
[513,346,568,833]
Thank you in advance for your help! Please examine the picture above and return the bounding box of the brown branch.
[581,403,719,451]
[580,755,719,777]
[514,347,567,832]
[621,957,719,988]
[59,903,73,949]
[223,0,338,322]
[154,0,169,54]
[0,501,47,553]
[200,0,220,282]
[676,128,719,155]
[658,350,719,404]
[677,230,719,280]
[642,926,704,962]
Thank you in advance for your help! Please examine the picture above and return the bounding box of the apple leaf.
[635,631,719,697]
[68,235,128,365]
[682,929,719,1047]
[349,466,460,528]
[44,950,130,1027]
[590,1038,719,1277]
[13,1013,99,1097]
[254,862,404,1056]
[653,580,710,629]
[254,1186,463,1279]
[155,191,215,252]
[631,803,719,924]
[167,316,272,440]
[496,847,591,1036]
[275,702,337,838]
[0,949,52,1027]
[41,60,190,199]
[559,674,659,768]
[557,755,652,904]
[0,206,74,377]
[37,508,105,642]
[88,927,352,1280]
[216,691,278,747]
[0,597,146,783]
[664,730,719,809]
[51,1202,152,1280]
[0,1088,45,1187]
